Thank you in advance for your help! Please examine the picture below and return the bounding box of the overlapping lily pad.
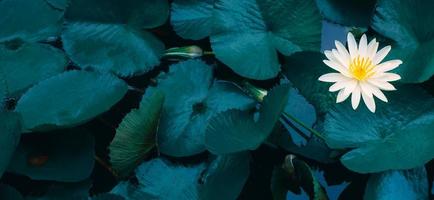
[315,0,377,27]
[0,184,23,200]
[0,0,63,42]
[283,52,335,115]
[0,43,67,97]
[324,85,434,173]
[144,59,255,157]
[210,0,322,80]
[111,153,250,200]
[7,129,95,182]
[364,167,428,200]
[62,0,168,77]
[26,180,91,200]
[372,0,434,83]
[205,84,290,155]
[171,0,214,40]
[15,70,128,131]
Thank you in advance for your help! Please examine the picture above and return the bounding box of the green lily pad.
[0,184,23,200]
[283,51,335,115]
[324,85,434,173]
[0,112,21,177]
[62,0,168,77]
[145,60,254,157]
[199,152,250,200]
[15,70,128,131]
[0,0,63,42]
[315,0,377,27]
[171,0,214,40]
[205,84,290,154]
[7,129,95,182]
[109,90,164,177]
[210,0,322,80]
[131,158,206,200]
[371,0,434,83]
[0,42,67,97]
[364,167,428,200]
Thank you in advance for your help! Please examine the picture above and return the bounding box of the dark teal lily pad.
[171,0,214,40]
[0,184,23,200]
[324,85,434,173]
[144,60,254,157]
[126,158,206,200]
[7,129,95,182]
[199,152,250,200]
[0,0,63,42]
[210,0,322,80]
[45,0,68,10]
[372,0,434,83]
[62,0,168,77]
[315,0,377,27]
[205,84,290,154]
[15,71,128,131]
[0,42,67,97]
[364,167,428,200]
[0,111,21,177]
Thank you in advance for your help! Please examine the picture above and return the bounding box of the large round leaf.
[0,0,63,42]
[283,51,335,115]
[7,129,95,182]
[145,60,254,157]
[26,180,91,200]
[109,90,164,177]
[364,167,428,200]
[171,0,214,40]
[315,0,377,27]
[62,0,168,77]
[372,0,434,83]
[205,84,290,155]
[324,85,434,173]
[210,0,322,80]
[0,112,21,177]
[15,70,128,131]
[0,43,67,97]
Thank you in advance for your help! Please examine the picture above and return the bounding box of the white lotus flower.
[318,32,402,113]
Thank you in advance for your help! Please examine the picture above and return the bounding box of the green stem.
[282,112,325,141]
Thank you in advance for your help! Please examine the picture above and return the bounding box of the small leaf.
[109,90,164,177]
[315,0,377,27]
[211,0,322,80]
[0,184,23,200]
[7,128,95,182]
[364,167,429,200]
[0,0,63,42]
[62,0,168,77]
[15,70,128,131]
[205,84,290,154]
[0,111,21,177]
[324,85,434,173]
[372,0,434,83]
[171,0,214,40]
[0,42,67,97]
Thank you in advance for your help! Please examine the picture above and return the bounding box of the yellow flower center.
[349,56,375,81]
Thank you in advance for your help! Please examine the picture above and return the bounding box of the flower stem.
[282,112,325,141]
[94,155,119,179]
